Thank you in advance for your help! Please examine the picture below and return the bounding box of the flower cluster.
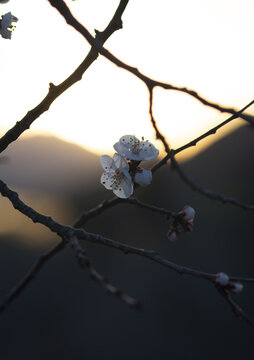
[100,135,159,198]
[215,272,244,294]
[167,205,195,241]
[0,12,18,39]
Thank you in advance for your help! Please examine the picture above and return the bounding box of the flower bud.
[215,272,230,286]
[167,229,178,242]
[230,282,244,294]
[134,168,152,186]
[182,205,195,221]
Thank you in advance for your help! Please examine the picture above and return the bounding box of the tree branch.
[152,99,254,174]
[0,0,129,154]
[74,196,175,228]
[1,179,253,325]
[47,0,254,125]
[69,234,141,310]
[0,179,212,281]
[170,152,254,211]
[0,240,65,313]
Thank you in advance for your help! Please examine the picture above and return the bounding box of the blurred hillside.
[1,135,101,194]
[0,125,254,360]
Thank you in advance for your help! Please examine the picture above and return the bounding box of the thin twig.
[0,0,129,154]
[218,288,254,327]
[47,0,254,125]
[152,99,254,173]
[74,196,175,228]
[0,240,65,313]
[74,197,122,227]
[2,178,254,325]
[0,179,213,281]
[0,0,132,312]
[229,277,254,283]
[148,87,171,154]
[69,234,141,310]
[170,152,254,211]
[175,99,254,155]
[150,100,254,211]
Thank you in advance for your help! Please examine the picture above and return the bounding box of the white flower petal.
[113,142,127,156]
[121,168,132,182]
[113,153,129,170]
[100,155,116,173]
[113,175,133,198]
[119,135,139,147]
[100,172,114,189]
[114,135,159,161]
[138,141,159,161]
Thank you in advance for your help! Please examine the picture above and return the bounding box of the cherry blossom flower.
[167,205,196,241]
[215,272,230,286]
[167,229,178,242]
[229,282,244,294]
[134,168,152,186]
[215,273,243,294]
[181,205,196,221]
[114,135,159,161]
[0,12,18,39]
[100,153,133,198]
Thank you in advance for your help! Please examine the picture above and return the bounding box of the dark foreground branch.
[0,179,212,280]
[1,178,253,325]
[70,234,141,310]
[0,240,65,313]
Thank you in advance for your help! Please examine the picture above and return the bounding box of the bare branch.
[218,288,254,328]
[1,0,253,328]
[148,87,171,154]
[74,196,175,228]
[170,152,254,211]
[229,277,254,283]
[69,234,141,310]
[0,0,129,154]
[0,178,214,281]
[74,197,122,228]
[152,99,254,174]
[47,0,254,125]
[2,179,254,325]
[148,90,254,212]
[0,240,65,313]
[175,99,254,155]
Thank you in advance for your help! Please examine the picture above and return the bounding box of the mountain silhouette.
[183,124,254,191]
[1,125,254,359]
[147,123,254,206]
[2,124,254,196]
[1,135,101,194]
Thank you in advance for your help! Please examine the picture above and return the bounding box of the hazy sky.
[0,0,253,156]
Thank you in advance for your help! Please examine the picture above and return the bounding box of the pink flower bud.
[167,229,178,242]
[182,205,195,221]
[215,272,230,286]
[134,168,152,186]
[230,282,244,294]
